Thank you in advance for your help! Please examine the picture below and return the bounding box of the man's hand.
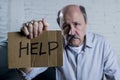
[21,18,49,39]
[20,18,49,73]
[19,68,33,74]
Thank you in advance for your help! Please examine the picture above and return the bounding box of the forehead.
[62,6,84,22]
[63,6,81,14]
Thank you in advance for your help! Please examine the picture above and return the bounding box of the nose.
[68,25,75,35]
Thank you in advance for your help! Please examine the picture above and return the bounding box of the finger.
[21,23,29,36]
[38,20,43,35]
[33,21,39,38]
[28,23,33,39]
[25,22,29,26]
[42,18,49,30]
[19,68,33,73]
[30,20,34,24]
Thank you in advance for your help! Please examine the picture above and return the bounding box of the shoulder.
[86,32,113,52]
[86,32,108,44]
[0,40,8,68]
[87,32,105,40]
[87,32,114,56]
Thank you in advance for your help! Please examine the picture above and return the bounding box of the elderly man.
[20,4,120,80]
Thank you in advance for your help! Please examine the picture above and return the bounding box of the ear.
[56,10,61,26]
[57,10,64,27]
[57,17,60,26]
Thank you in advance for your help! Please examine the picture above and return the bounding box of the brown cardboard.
[48,31,57,66]
[8,31,63,68]
[30,31,48,67]
[8,32,31,68]
[57,31,63,66]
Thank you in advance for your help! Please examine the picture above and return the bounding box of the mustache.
[68,34,80,41]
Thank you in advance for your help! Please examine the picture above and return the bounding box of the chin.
[69,42,80,47]
[71,44,80,47]
[70,40,81,46]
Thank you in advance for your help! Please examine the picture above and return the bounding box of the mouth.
[67,35,80,42]
[68,35,74,41]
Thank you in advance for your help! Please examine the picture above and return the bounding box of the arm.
[103,40,120,80]
[20,68,48,80]
[0,41,21,79]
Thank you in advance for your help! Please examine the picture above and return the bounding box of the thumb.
[42,18,49,30]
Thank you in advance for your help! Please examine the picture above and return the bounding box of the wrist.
[16,68,27,80]
[19,68,33,74]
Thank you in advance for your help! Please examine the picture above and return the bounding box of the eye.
[62,23,69,30]
[73,22,81,27]
[62,23,70,34]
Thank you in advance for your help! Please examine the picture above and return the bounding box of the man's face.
[60,7,87,47]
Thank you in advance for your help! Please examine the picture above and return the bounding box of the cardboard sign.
[8,31,63,68]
